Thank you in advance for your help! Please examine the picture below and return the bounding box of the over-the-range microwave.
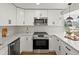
[34,17,48,25]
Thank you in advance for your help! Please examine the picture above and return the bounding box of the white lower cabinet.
[0,46,8,55]
[49,36,54,51]
[20,36,33,53]
[53,35,79,55]
[64,44,79,55]
[53,36,61,55]
[59,41,66,55]
[52,36,57,51]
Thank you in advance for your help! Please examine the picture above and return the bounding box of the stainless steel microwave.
[34,17,48,25]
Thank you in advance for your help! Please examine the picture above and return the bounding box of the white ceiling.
[14,3,68,10]
[64,9,79,19]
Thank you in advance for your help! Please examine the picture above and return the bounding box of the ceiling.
[14,3,68,10]
[64,9,79,19]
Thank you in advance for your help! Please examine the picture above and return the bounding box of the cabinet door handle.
[26,38,28,40]
[59,46,61,51]
[57,39,59,41]
[65,53,68,55]
[65,46,71,51]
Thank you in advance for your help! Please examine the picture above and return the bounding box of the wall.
[0,3,16,44]
[0,3,16,25]
[0,26,15,44]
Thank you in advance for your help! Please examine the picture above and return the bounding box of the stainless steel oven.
[33,32,49,50]
[33,39,49,50]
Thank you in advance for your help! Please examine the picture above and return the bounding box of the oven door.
[33,39,49,50]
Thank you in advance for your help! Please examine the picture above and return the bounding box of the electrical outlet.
[8,19,11,24]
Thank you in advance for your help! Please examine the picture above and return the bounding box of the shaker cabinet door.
[17,8,25,25]
[25,36,33,51]
[20,36,26,52]
[25,10,36,25]
[49,37,54,51]
[20,36,32,52]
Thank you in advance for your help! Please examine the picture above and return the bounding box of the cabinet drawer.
[65,45,79,55]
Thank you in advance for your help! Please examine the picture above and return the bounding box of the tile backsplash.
[0,26,64,36]
[0,25,64,44]
[14,25,64,35]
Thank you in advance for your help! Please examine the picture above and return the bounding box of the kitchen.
[0,3,79,55]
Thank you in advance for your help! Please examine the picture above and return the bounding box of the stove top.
[33,32,48,39]
[33,32,48,35]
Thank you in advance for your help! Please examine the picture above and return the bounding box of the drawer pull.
[59,46,61,51]
[65,53,68,55]
[57,40,59,41]
[26,38,28,40]
[65,46,71,51]
[57,39,59,41]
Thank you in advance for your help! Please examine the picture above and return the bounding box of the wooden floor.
[21,51,57,55]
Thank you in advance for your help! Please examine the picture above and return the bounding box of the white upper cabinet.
[16,8,25,25]
[17,9,64,26]
[35,10,48,17]
[0,3,64,26]
[48,10,64,26]
[0,4,64,26]
[16,9,64,26]
[0,3,16,26]
[25,10,36,25]
[25,10,48,25]
[40,10,48,17]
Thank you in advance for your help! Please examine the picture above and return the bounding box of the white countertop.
[54,33,79,52]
